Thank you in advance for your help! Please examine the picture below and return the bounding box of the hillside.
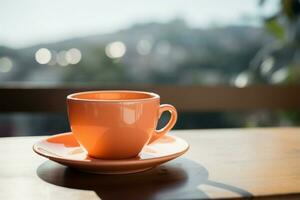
[0,19,271,86]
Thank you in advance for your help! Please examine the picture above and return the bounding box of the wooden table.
[0,128,300,200]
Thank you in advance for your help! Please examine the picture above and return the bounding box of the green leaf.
[265,18,285,40]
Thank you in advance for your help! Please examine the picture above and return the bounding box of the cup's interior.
[69,91,158,101]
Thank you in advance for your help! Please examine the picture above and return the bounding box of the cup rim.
[67,90,160,103]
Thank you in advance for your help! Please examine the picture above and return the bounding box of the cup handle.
[148,104,177,144]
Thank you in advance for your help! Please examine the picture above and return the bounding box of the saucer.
[33,132,189,174]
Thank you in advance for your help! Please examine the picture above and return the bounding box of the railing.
[1,85,300,112]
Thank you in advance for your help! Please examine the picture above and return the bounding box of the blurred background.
[1,0,300,137]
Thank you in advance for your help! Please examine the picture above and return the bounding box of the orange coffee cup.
[67,90,177,159]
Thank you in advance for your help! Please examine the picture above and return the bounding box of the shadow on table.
[37,158,252,200]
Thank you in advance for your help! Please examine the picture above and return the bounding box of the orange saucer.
[33,132,189,174]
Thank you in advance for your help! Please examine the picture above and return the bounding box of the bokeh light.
[35,48,52,64]
[105,41,126,59]
[47,51,57,66]
[0,57,13,73]
[66,48,82,64]
[271,68,288,84]
[136,39,152,55]
[260,56,274,76]
[56,51,68,66]
[234,72,249,88]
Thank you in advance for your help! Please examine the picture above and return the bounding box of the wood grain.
[1,85,300,112]
[0,128,300,199]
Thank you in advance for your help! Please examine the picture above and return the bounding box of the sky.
[0,0,278,48]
